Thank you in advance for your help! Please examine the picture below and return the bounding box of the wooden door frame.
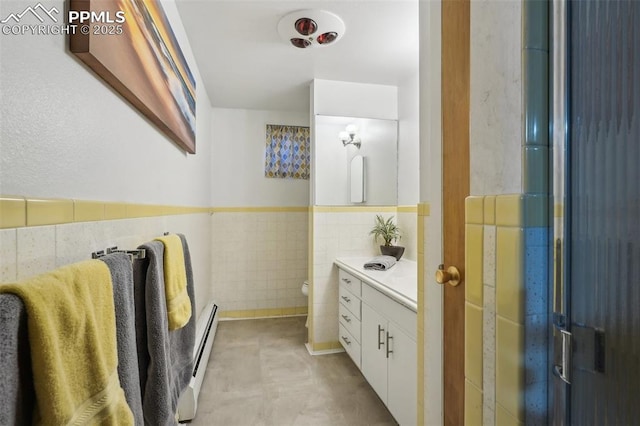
[441,0,470,424]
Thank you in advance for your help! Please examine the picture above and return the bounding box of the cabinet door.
[361,303,388,404]
[387,323,417,426]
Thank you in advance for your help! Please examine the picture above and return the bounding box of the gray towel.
[0,294,34,425]
[134,238,195,426]
[99,253,144,425]
[364,255,397,271]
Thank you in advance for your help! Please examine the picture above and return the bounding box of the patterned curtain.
[264,124,310,179]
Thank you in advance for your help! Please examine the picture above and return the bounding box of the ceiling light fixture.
[339,124,361,148]
[277,10,345,49]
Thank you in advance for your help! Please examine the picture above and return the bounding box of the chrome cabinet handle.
[341,314,351,323]
[341,295,351,303]
[377,325,385,349]
[341,336,351,345]
[386,332,393,358]
[341,278,352,284]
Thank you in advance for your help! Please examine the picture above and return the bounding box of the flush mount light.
[277,9,345,49]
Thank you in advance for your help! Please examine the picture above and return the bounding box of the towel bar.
[91,247,146,261]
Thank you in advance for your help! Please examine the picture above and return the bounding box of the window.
[264,124,310,179]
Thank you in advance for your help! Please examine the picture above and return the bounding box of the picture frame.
[69,0,196,153]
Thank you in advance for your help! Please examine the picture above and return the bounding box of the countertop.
[334,257,418,312]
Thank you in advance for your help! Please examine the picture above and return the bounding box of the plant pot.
[380,245,405,261]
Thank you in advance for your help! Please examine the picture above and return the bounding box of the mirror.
[314,115,398,205]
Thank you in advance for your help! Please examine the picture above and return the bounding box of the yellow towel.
[154,234,192,330]
[0,260,133,426]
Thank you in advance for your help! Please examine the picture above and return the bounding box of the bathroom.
[1,0,422,421]
[2,0,638,424]
[0,0,533,424]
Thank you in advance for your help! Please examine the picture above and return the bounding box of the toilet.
[301,280,309,327]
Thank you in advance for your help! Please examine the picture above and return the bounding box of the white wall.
[0,0,212,207]
[0,0,214,310]
[312,79,398,120]
[469,0,522,195]
[419,1,444,424]
[210,108,310,207]
[398,72,420,205]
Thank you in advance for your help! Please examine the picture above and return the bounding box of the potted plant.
[369,214,405,260]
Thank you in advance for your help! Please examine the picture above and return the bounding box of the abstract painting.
[70,0,196,153]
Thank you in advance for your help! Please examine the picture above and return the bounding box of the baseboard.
[219,313,307,322]
[219,307,308,320]
[305,342,345,356]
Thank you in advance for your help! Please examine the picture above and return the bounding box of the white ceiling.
[175,0,419,112]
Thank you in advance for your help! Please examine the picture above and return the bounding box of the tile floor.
[189,316,397,426]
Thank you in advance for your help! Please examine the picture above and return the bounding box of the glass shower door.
[553,0,640,423]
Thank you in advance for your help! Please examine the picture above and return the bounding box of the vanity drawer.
[339,285,361,320]
[339,303,361,343]
[338,269,361,297]
[339,323,361,368]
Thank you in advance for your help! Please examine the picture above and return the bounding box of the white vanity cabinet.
[335,258,417,426]
[361,285,417,426]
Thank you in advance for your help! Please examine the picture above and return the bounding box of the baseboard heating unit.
[178,301,218,422]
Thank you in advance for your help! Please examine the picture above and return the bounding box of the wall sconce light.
[339,124,361,148]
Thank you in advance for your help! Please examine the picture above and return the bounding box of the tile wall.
[397,206,418,262]
[464,195,549,425]
[464,1,551,422]
[210,208,308,318]
[1,197,420,357]
[0,197,213,318]
[308,206,414,351]
[0,198,314,321]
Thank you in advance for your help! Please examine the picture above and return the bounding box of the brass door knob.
[435,264,461,286]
